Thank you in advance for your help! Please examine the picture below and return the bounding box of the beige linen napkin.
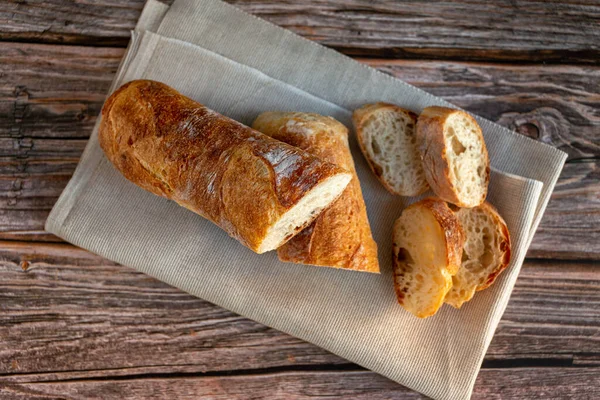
[46,1,567,399]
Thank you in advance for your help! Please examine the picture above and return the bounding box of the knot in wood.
[516,122,540,139]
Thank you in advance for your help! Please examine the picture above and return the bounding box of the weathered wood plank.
[476,368,600,399]
[0,141,82,241]
[0,241,111,266]
[2,160,596,258]
[528,161,600,259]
[0,43,120,139]
[0,0,150,47]
[0,230,60,242]
[0,371,422,399]
[3,43,598,157]
[488,259,600,366]
[0,242,347,376]
[1,43,598,256]
[1,0,599,63]
[1,368,599,399]
[1,247,598,379]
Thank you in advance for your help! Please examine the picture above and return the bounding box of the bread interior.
[443,112,487,206]
[445,206,508,308]
[360,108,426,196]
[257,173,352,253]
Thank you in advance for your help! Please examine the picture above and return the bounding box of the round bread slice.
[445,202,511,308]
[416,106,490,208]
[352,103,429,196]
[392,198,464,318]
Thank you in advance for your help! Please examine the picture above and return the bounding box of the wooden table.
[1,1,598,398]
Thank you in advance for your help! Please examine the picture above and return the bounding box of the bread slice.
[352,103,429,196]
[445,202,511,308]
[416,106,490,208]
[252,111,379,272]
[392,198,464,318]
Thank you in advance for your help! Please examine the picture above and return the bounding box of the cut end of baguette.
[257,172,352,254]
[445,202,511,308]
[253,111,379,273]
[392,198,464,318]
[417,107,490,208]
[353,103,428,196]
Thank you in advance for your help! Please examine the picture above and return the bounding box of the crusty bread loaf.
[99,80,352,254]
[392,198,464,318]
[352,103,429,196]
[445,202,511,308]
[416,107,490,208]
[252,112,379,273]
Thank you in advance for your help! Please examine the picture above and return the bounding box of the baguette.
[99,80,352,254]
[416,107,490,207]
[252,112,379,273]
[445,202,511,308]
[392,198,464,318]
[352,103,429,196]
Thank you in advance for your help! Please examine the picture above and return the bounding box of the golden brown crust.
[413,197,465,275]
[473,202,511,291]
[99,80,349,253]
[416,106,490,207]
[352,103,420,195]
[252,112,379,273]
[416,107,461,205]
[392,197,464,317]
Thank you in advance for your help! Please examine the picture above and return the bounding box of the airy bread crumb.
[445,202,511,308]
[353,103,429,196]
[417,107,490,208]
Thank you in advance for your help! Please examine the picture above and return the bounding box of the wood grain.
[1,0,599,63]
[0,0,150,47]
[1,246,598,376]
[2,368,599,400]
[0,140,84,242]
[3,43,597,157]
[3,161,597,258]
[0,247,598,398]
[528,161,600,259]
[0,43,119,139]
[1,42,598,257]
